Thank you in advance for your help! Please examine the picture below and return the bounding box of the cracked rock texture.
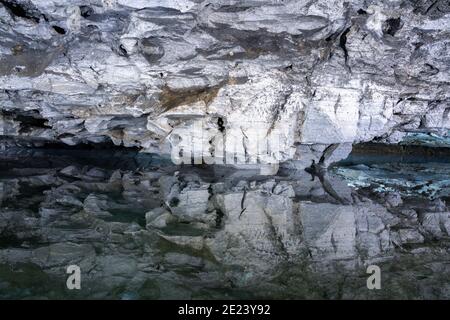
[1,0,450,167]
[1,149,450,299]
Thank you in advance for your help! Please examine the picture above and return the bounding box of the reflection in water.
[0,148,449,299]
[333,163,450,199]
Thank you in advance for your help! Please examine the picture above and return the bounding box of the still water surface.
[0,148,449,299]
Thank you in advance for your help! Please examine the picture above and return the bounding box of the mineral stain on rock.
[159,85,221,113]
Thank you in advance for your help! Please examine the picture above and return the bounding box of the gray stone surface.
[1,0,449,167]
[0,149,449,299]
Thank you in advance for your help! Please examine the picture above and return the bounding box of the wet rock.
[145,208,174,229]
[1,143,450,299]
[398,229,425,244]
[386,193,403,208]
[300,202,356,260]
[421,212,450,238]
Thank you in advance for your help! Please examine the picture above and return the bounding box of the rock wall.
[1,149,450,298]
[0,0,450,167]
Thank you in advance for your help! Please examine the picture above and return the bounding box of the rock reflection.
[0,148,449,299]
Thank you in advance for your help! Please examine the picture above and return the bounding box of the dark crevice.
[339,27,351,66]
[52,25,66,35]
[319,144,339,165]
[1,110,52,133]
[217,117,225,133]
[15,114,51,133]
[79,5,93,18]
[421,63,440,76]
[425,0,439,14]
[3,140,138,151]
[118,44,128,57]
[215,208,224,228]
[419,116,426,128]
[383,17,402,36]
[0,0,41,23]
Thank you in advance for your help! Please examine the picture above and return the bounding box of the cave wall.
[0,0,449,168]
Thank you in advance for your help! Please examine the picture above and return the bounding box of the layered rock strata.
[0,0,449,168]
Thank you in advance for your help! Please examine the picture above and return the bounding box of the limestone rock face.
[1,0,450,167]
